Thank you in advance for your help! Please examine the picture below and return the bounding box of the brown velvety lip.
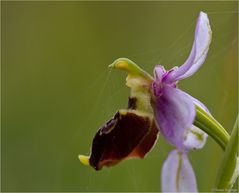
[89,110,158,170]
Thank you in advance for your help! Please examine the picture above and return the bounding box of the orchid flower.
[79,11,212,192]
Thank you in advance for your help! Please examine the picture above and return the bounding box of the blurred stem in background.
[215,116,238,192]
[195,108,238,192]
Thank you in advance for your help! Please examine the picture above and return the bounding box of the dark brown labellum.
[89,110,158,170]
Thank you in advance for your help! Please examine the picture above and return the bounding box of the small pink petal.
[154,65,167,83]
[184,125,208,150]
[161,150,198,192]
[189,95,211,114]
[151,85,195,150]
[166,11,212,82]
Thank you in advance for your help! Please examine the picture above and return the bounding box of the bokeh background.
[2,1,238,192]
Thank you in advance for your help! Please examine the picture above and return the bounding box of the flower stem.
[214,116,238,192]
[194,106,230,150]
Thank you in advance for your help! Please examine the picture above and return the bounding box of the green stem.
[194,106,230,150]
[215,116,238,192]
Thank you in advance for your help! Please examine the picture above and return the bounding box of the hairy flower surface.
[79,11,212,193]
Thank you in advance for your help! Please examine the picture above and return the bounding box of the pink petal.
[189,95,211,115]
[184,95,210,150]
[154,65,166,83]
[183,125,208,150]
[161,150,198,192]
[151,85,195,150]
[166,11,212,82]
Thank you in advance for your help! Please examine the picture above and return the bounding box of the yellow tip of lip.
[78,155,90,166]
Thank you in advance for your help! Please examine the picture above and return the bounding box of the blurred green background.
[1,1,238,192]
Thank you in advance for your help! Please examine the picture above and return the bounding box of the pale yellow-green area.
[78,155,90,166]
[110,58,154,115]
